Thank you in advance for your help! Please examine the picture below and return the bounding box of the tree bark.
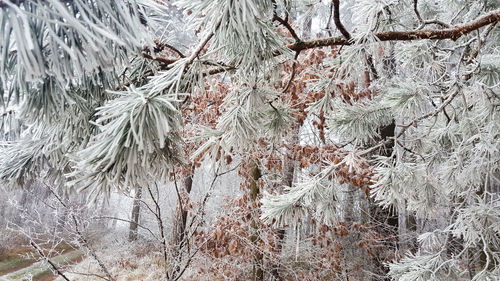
[270,126,299,280]
[128,187,143,241]
[172,165,195,277]
[248,160,264,281]
[172,167,194,248]
[290,9,500,51]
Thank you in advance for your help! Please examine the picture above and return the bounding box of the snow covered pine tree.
[0,0,499,280]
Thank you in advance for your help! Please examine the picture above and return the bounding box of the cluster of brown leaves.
[176,40,389,278]
[194,192,281,279]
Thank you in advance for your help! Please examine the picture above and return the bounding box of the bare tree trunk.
[271,127,298,280]
[249,160,264,281]
[172,165,195,277]
[128,187,142,241]
[399,201,417,253]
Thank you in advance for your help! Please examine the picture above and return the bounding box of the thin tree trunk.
[128,187,143,241]
[145,185,170,280]
[364,45,398,279]
[249,160,264,281]
[271,127,298,280]
[172,165,195,277]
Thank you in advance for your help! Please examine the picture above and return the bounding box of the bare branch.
[271,0,300,42]
[414,0,451,29]
[413,0,424,27]
[332,0,351,40]
[154,41,185,58]
[145,9,500,72]
[145,184,170,280]
[291,9,500,51]
[92,216,158,240]
[30,241,71,281]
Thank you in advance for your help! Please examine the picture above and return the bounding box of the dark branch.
[143,9,499,75]
[423,19,452,29]
[413,0,424,27]
[271,0,300,42]
[291,9,500,51]
[154,40,185,58]
[414,0,451,29]
[273,15,301,42]
[30,241,71,281]
[141,52,179,65]
[332,0,351,40]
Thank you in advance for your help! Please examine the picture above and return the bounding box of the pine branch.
[290,9,500,51]
[187,9,226,65]
[145,9,500,70]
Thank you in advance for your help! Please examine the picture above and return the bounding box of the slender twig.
[30,241,71,281]
[121,192,158,217]
[43,183,116,281]
[146,184,170,281]
[273,15,301,42]
[154,41,185,58]
[187,163,240,230]
[332,0,351,40]
[173,172,185,227]
[187,8,226,65]
[360,139,393,156]
[325,1,334,36]
[141,8,226,68]
[141,53,178,65]
[93,216,158,239]
[173,235,215,281]
[413,0,450,29]
[283,61,296,93]
[469,22,497,61]
[396,140,425,161]
[413,0,424,27]
[422,19,451,29]
[272,0,300,42]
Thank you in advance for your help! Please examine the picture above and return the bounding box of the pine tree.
[0,1,499,280]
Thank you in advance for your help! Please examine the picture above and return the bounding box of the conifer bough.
[146,8,500,69]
